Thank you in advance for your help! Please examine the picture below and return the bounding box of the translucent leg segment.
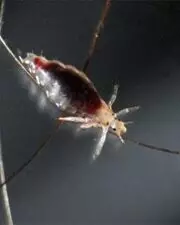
[116,106,140,118]
[91,126,109,162]
[58,116,91,124]
[108,84,119,107]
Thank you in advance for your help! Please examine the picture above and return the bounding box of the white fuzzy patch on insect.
[36,68,70,111]
[21,53,70,112]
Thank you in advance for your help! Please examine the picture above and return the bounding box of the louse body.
[20,53,128,140]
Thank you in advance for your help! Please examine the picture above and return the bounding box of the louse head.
[96,102,127,138]
[110,118,127,138]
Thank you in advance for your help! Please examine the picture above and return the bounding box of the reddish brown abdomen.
[34,57,102,115]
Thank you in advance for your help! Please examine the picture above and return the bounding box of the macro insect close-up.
[0,0,180,224]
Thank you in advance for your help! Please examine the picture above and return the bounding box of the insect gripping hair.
[0,0,180,191]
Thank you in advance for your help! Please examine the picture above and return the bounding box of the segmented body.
[22,54,104,117]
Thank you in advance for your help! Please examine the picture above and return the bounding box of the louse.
[0,0,179,189]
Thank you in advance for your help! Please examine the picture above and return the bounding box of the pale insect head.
[110,119,127,137]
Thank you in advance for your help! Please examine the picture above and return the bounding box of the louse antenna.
[82,0,111,72]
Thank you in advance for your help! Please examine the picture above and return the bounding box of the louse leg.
[80,122,101,129]
[75,122,102,135]
[57,116,91,124]
[108,84,119,107]
[124,121,134,125]
[116,106,140,118]
[91,126,109,162]
[119,135,125,144]
[58,117,108,162]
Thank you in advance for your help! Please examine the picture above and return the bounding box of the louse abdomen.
[34,58,102,115]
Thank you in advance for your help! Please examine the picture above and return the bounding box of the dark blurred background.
[0,0,180,224]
